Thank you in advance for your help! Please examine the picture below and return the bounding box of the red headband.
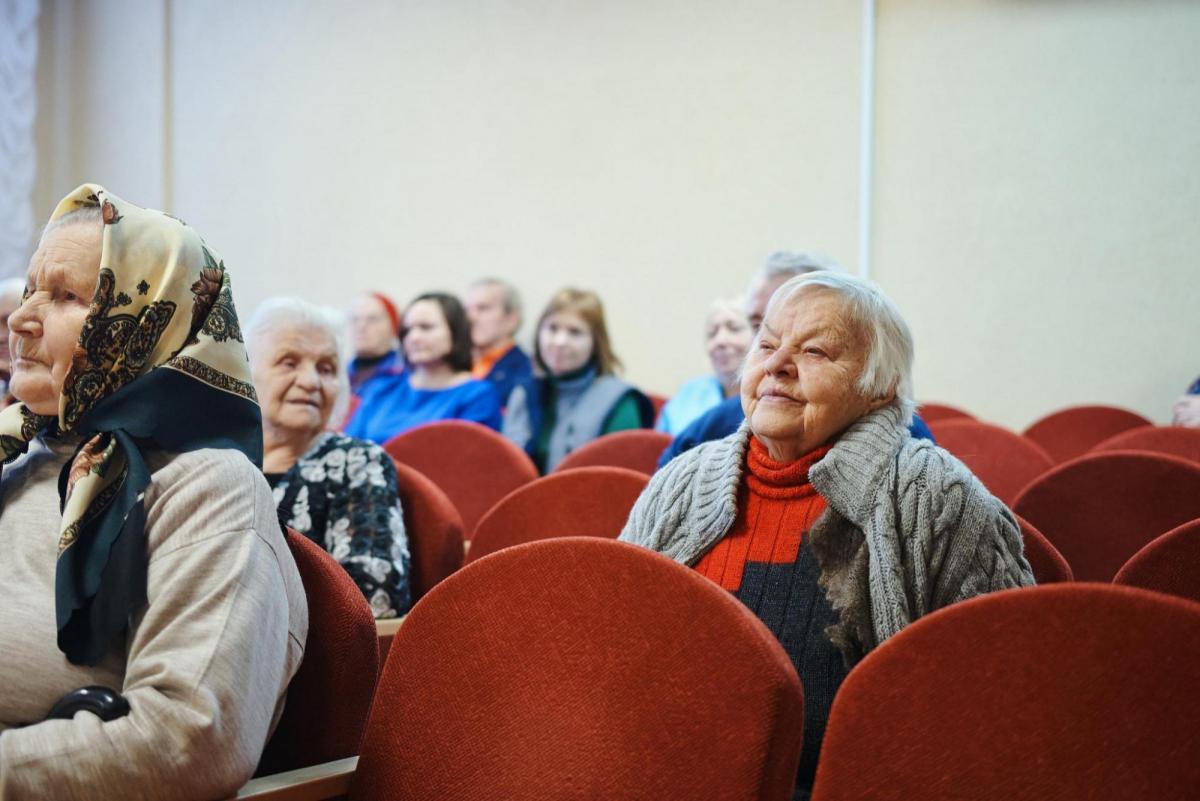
[369,292,401,334]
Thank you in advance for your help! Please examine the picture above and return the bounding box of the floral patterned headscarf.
[0,184,262,666]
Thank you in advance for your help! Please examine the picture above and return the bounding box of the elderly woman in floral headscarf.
[0,185,307,800]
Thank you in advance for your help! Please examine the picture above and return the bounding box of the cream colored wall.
[872,0,1200,427]
[32,0,1200,428]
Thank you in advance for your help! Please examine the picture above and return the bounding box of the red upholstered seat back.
[383,420,538,538]
[256,528,379,776]
[1091,425,1200,465]
[1011,451,1200,581]
[466,467,650,564]
[390,459,464,602]
[915,402,975,423]
[1022,404,1152,463]
[929,420,1054,505]
[811,584,1200,801]
[1014,514,1072,583]
[350,538,805,801]
[1114,517,1200,603]
[553,429,673,475]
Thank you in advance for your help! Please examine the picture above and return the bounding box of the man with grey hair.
[658,251,933,467]
[465,277,532,409]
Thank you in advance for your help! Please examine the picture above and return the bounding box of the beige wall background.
[29,0,1200,429]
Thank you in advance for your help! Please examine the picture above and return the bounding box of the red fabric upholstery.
[1022,404,1152,463]
[256,529,380,775]
[811,584,1200,801]
[350,538,804,801]
[390,459,464,603]
[1014,514,1072,583]
[915,402,975,423]
[383,420,538,539]
[1012,450,1200,581]
[553,429,673,475]
[1114,517,1200,603]
[929,420,1054,505]
[1091,425,1200,465]
[466,467,650,564]
[647,392,668,417]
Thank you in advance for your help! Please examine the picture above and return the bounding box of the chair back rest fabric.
[1014,515,1072,583]
[1091,425,1200,465]
[1022,404,1152,463]
[915,402,975,423]
[811,584,1200,801]
[256,528,380,775]
[1114,517,1200,604]
[929,420,1053,504]
[383,420,538,538]
[553,429,674,475]
[390,459,464,602]
[466,467,650,564]
[351,538,805,801]
[1011,450,1200,581]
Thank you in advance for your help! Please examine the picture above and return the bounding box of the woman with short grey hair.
[621,270,1033,798]
[248,297,412,619]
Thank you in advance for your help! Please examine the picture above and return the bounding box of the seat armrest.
[232,756,357,801]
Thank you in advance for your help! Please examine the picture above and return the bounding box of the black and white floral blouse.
[267,432,412,618]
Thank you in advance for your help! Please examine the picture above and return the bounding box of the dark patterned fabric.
[270,432,412,618]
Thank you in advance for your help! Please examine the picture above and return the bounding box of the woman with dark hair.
[345,292,500,443]
[503,288,654,472]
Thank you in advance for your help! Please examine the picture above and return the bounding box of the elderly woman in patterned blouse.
[248,297,412,618]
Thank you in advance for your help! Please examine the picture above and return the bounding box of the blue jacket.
[346,370,502,444]
[482,345,533,411]
[657,395,936,469]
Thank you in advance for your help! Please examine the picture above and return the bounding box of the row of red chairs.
[246,537,1200,799]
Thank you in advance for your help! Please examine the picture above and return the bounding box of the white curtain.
[0,0,40,278]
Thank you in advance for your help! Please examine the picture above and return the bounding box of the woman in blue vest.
[503,288,654,472]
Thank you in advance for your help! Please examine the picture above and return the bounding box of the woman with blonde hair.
[503,288,653,472]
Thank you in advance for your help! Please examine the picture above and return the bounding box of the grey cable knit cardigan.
[620,402,1035,663]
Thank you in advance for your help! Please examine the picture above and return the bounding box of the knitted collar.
[745,437,831,500]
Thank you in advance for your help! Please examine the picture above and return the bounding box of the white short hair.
[756,250,843,283]
[468,276,523,326]
[765,270,915,424]
[38,206,103,249]
[246,296,352,429]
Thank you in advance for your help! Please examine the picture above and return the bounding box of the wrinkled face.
[402,299,453,368]
[705,306,753,385]
[8,223,102,415]
[465,283,519,351]
[745,272,794,333]
[252,324,339,438]
[349,295,396,359]
[538,310,593,376]
[741,288,890,461]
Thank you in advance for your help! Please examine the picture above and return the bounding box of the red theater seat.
[811,584,1200,801]
[466,467,649,563]
[915,402,975,423]
[1114,518,1200,604]
[1015,515,1072,584]
[383,420,538,538]
[1022,404,1152,463]
[1012,450,1200,581]
[352,538,805,801]
[929,420,1054,505]
[255,529,379,776]
[390,460,464,603]
[1091,425,1200,465]
[553,429,673,475]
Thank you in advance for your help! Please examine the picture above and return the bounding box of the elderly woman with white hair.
[248,297,412,619]
[655,296,753,436]
[621,271,1033,798]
